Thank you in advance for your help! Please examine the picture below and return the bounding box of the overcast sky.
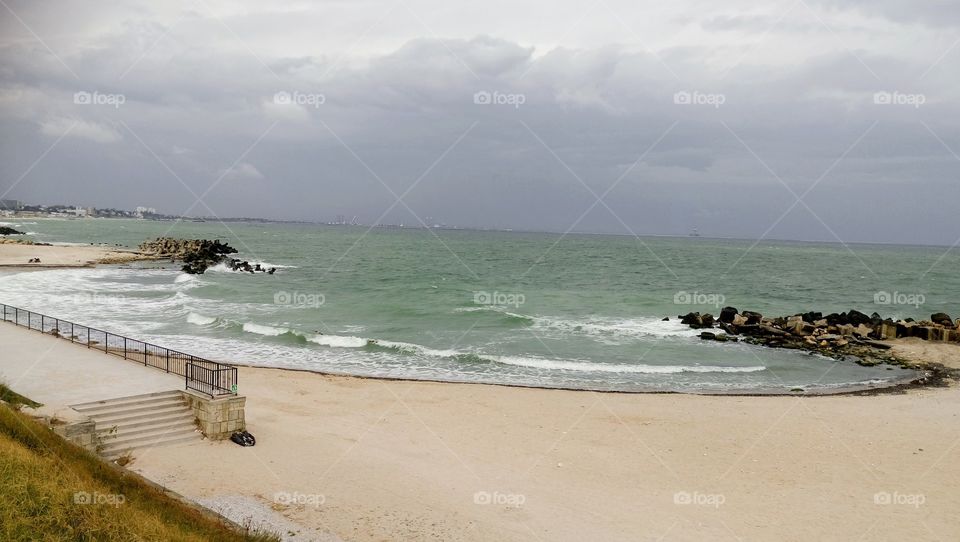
[1,0,958,244]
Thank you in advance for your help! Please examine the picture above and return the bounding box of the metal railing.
[1,302,237,397]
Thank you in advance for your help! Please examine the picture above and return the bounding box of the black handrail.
[0,302,237,397]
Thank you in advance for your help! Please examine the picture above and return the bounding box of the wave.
[485,356,766,374]
[186,312,218,326]
[206,261,297,273]
[174,273,198,284]
[242,323,291,336]
[453,306,534,324]
[307,335,369,348]
[455,307,698,341]
[233,323,764,375]
[530,315,700,342]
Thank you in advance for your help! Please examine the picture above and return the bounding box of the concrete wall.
[181,391,246,440]
[53,419,100,453]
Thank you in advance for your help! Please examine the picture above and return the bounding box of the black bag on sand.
[230,431,256,446]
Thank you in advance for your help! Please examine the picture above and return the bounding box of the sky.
[0,0,958,245]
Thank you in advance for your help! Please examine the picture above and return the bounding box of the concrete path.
[0,322,183,408]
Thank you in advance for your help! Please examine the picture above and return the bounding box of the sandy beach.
[120,363,959,541]
[0,242,147,268]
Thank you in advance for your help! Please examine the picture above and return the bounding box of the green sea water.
[1,217,955,392]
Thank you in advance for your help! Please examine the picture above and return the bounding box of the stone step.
[97,419,196,441]
[103,433,201,459]
[71,390,182,411]
[100,427,200,453]
[88,405,192,426]
[73,393,184,414]
[83,400,188,420]
[95,412,194,433]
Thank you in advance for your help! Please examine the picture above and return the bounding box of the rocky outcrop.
[0,226,24,235]
[223,258,276,275]
[138,238,238,274]
[678,307,960,367]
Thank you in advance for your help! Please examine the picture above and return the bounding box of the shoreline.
[233,360,943,397]
[2,291,959,539]
[0,241,157,268]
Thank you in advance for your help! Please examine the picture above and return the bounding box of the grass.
[0,381,42,409]
[0,402,279,541]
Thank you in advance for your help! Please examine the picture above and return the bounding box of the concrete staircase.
[72,390,201,460]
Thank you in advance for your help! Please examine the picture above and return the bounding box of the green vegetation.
[0,381,41,409]
[0,402,278,541]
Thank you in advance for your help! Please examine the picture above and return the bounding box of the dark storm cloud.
[0,1,958,245]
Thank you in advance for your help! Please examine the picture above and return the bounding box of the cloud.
[0,1,957,244]
[218,162,264,181]
[39,116,122,143]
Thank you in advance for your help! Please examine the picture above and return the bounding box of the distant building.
[135,206,157,218]
[0,199,21,211]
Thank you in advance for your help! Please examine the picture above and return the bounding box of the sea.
[2,218,956,393]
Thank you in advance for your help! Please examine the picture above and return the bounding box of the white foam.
[307,334,369,348]
[242,323,291,336]
[207,261,296,273]
[187,312,217,326]
[376,340,461,358]
[174,273,197,284]
[487,355,766,374]
[531,315,700,342]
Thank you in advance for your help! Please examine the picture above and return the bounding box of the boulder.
[0,226,25,235]
[741,311,763,325]
[846,310,872,326]
[701,314,715,328]
[718,307,739,324]
[931,313,953,327]
[732,314,749,326]
[680,312,701,327]
[800,311,822,323]
[140,237,239,275]
[878,320,898,340]
[760,325,788,336]
[699,331,717,341]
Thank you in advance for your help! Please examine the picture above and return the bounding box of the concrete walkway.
[0,322,183,408]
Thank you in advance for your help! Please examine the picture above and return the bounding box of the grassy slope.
[0,382,41,408]
[0,403,279,541]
